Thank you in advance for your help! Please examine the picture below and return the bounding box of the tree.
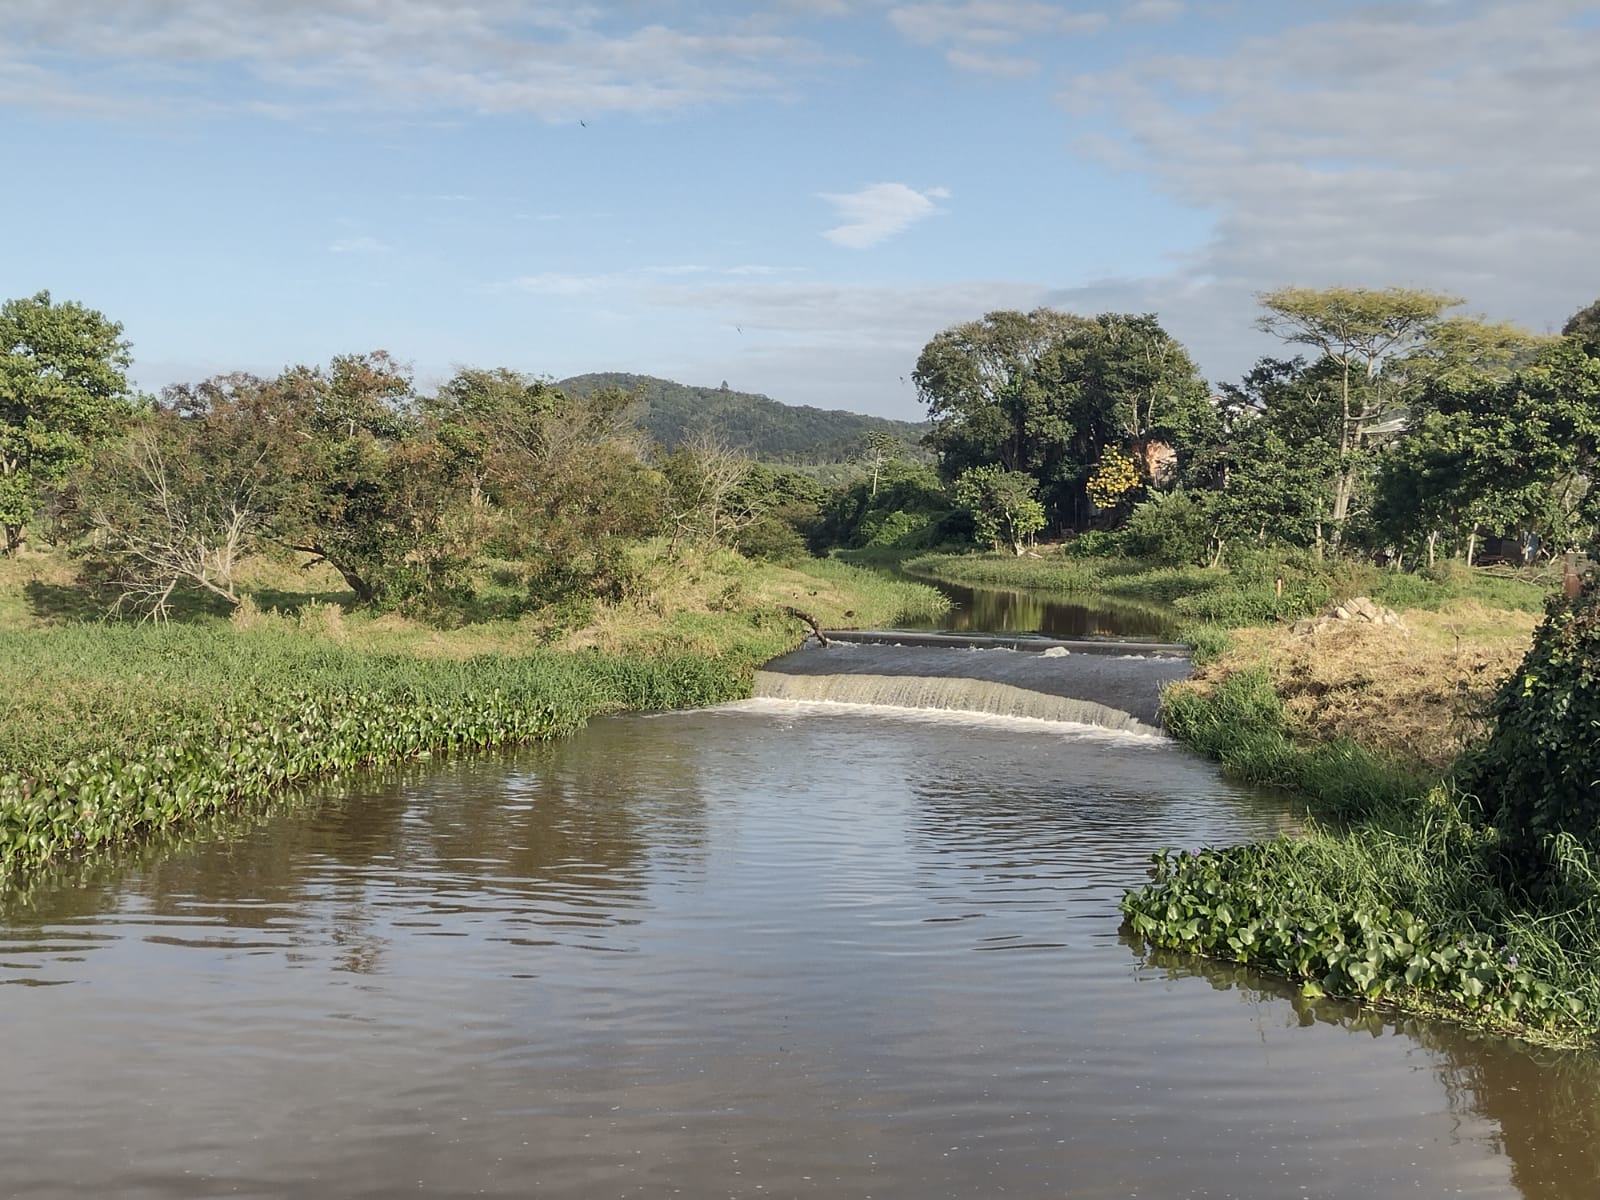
[915,308,1211,530]
[1393,315,1553,390]
[1563,296,1600,351]
[1202,356,1344,553]
[858,430,900,498]
[915,308,1093,480]
[264,352,458,606]
[76,391,280,618]
[953,465,1045,556]
[0,291,134,554]
[661,433,758,553]
[1255,286,1462,544]
[429,368,655,601]
[1376,340,1600,561]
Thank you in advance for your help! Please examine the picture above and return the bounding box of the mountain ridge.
[557,372,929,464]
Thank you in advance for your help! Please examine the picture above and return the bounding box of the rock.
[1293,596,1408,636]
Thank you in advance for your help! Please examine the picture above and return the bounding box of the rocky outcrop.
[1291,596,1406,636]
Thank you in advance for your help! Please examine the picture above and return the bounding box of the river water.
[894,573,1179,641]
[3,701,1597,1198]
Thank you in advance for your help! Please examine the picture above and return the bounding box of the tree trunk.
[1426,530,1438,566]
[2,523,22,557]
[1465,529,1478,568]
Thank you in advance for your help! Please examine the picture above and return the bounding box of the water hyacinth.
[0,652,753,883]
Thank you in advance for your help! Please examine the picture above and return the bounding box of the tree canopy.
[0,291,133,553]
[914,308,1213,530]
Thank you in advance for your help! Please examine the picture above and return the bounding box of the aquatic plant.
[0,651,751,882]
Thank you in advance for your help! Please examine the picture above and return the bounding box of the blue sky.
[4,1,1597,419]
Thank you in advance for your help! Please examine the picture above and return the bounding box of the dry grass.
[1,542,944,663]
[1174,600,1538,769]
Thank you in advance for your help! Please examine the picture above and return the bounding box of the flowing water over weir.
[4,636,1600,1195]
[755,634,1192,733]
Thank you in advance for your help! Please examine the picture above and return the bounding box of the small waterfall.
[752,671,1163,733]
[753,639,1191,733]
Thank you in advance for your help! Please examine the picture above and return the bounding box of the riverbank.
[0,545,946,884]
[907,547,1597,1047]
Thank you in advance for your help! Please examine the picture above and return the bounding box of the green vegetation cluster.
[904,289,1600,571]
[0,290,948,882]
[0,643,745,881]
[1114,582,1600,1048]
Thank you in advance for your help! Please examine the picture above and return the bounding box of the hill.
[556,372,929,464]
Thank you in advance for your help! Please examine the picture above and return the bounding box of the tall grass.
[1160,668,1435,820]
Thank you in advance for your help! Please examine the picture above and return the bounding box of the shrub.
[1061,529,1128,559]
[1463,578,1600,879]
[1122,490,1216,566]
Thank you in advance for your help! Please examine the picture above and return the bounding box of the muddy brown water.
[3,702,1597,1198]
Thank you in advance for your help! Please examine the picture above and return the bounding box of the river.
[2,585,1597,1197]
[891,570,1179,641]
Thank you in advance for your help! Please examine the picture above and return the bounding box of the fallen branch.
[782,606,834,647]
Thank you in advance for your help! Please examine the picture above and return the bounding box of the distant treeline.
[5,285,1599,628]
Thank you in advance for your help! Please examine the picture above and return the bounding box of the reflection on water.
[1,703,1596,1198]
[895,574,1178,640]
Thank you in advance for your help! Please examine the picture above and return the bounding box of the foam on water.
[709,696,1174,742]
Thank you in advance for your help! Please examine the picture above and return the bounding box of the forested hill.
[557,372,929,464]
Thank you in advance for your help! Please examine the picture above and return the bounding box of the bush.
[1121,490,1217,566]
[860,507,938,549]
[1061,529,1128,559]
[735,516,812,564]
[1463,578,1600,880]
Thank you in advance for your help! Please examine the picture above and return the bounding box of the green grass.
[1131,657,1600,1049]
[902,549,1553,629]
[1160,667,1436,820]
[0,544,946,884]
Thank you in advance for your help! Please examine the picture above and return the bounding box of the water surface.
[894,572,1178,640]
[2,704,1596,1198]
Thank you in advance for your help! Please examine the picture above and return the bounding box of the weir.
[754,633,1191,733]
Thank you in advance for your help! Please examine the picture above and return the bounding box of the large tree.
[1375,339,1600,561]
[1255,285,1462,544]
[0,291,134,554]
[914,308,1211,529]
[429,368,658,599]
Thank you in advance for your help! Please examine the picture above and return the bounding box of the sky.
[4,0,1598,420]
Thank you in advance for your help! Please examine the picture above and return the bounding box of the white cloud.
[509,264,794,294]
[1058,0,1600,377]
[510,271,618,295]
[329,236,390,254]
[0,1,821,118]
[887,1,1109,70]
[945,47,1039,76]
[820,182,949,248]
[1121,0,1184,22]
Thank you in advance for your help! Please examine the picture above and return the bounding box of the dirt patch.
[1176,601,1539,769]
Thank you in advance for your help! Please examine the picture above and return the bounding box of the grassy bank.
[0,544,945,883]
[902,549,1551,628]
[892,546,1597,1046]
[1113,574,1599,1047]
